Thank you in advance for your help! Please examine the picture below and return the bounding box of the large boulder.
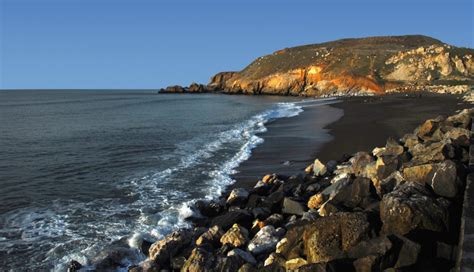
[414,116,443,141]
[220,224,249,248]
[282,197,306,216]
[227,248,257,265]
[380,182,450,235]
[210,209,254,230]
[149,229,192,264]
[303,212,371,263]
[227,188,250,205]
[445,108,472,129]
[248,225,280,255]
[402,160,460,198]
[181,247,214,272]
[408,140,455,164]
[195,225,224,247]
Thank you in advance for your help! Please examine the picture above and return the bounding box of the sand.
[232,93,469,189]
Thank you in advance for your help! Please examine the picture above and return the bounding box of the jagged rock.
[401,133,420,150]
[402,160,460,197]
[220,224,249,248]
[390,235,421,268]
[347,236,392,259]
[378,171,405,195]
[329,177,379,209]
[263,213,284,228]
[248,225,280,255]
[194,200,222,217]
[188,83,207,93]
[285,258,308,270]
[408,140,455,164]
[227,188,250,205]
[445,108,472,129]
[444,127,471,146]
[228,248,257,265]
[350,152,375,176]
[380,182,450,235]
[67,260,82,272]
[149,229,192,264]
[195,225,224,247]
[312,159,327,176]
[282,197,306,216]
[264,252,286,267]
[307,193,325,210]
[215,255,245,272]
[353,255,381,272]
[181,247,214,272]
[303,212,370,263]
[262,191,285,212]
[210,209,253,230]
[414,117,443,141]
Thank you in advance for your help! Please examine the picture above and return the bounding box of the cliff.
[160,35,474,96]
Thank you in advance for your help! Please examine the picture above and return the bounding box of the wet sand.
[232,93,469,189]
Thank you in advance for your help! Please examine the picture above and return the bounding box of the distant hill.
[161,35,474,96]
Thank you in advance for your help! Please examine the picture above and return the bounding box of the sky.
[0,0,473,89]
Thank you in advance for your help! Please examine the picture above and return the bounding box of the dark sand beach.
[233,93,470,189]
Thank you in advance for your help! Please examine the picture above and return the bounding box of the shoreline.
[231,93,469,190]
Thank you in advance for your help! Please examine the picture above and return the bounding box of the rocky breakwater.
[159,35,474,97]
[119,108,473,272]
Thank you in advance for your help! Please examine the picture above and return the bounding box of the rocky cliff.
[160,35,474,96]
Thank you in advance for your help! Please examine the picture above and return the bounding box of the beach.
[233,93,469,189]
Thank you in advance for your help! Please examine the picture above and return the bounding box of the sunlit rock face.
[206,35,474,96]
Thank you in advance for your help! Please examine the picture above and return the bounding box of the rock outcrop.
[160,35,474,97]
[120,108,472,272]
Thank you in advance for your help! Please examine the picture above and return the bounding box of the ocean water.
[0,90,337,271]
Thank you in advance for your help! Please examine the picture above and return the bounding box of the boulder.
[282,197,306,216]
[227,188,250,205]
[210,209,253,230]
[312,159,327,176]
[445,108,472,129]
[264,252,286,267]
[194,200,222,217]
[263,213,284,228]
[303,212,370,263]
[402,160,459,197]
[228,248,257,265]
[220,224,249,248]
[350,152,375,176]
[251,207,271,220]
[149,229,192,264]
[195,225,224,247]
[401,133,420,150]
[285,258,308,270]
[261,191,285,212]
[181,247,214,272]
[378,171,405,196]
[347,236,392,259]
[390,235,421,268]
[414,117,443,141]
[307,193,325,210]
[248,225,280,255]
[215,256,245,272]
[380,182,450,235]
[444,127,471,147]
[408,140,455,164]
[353,255,381,272]
[329,177,379,209]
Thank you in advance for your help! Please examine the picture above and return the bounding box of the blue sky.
[1,0,473,89]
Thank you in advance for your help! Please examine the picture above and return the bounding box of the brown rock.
[149,229,192,264]
[195,225,224,247]
[220,224,249,248]
[303,212,370,263]
[181,248,214,272]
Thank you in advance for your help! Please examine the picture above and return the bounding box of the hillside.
[161,35,474,96]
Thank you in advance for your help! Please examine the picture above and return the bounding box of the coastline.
[232,93,470,189]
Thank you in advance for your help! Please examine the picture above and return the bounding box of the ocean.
[0,90,338,270]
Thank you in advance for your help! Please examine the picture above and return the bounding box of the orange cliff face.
[204,35,474,97]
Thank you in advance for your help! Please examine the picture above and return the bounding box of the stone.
[326,160,339,173]
[285,258,308,270]
[350,152,375,176]
[303,212,370,263]
[445,108,472,129]
[414,117,443,141]
[378,171,405,195]
[408,141,454,164]
[210,209,254,230]
[264,253,286,267]
[261,191,285,212]
[248,225,280,255]
[403,160,459,197]
[353,255,380,272]
[444,127,471,147]
[307,193,326,210]
[227,188,250,205]
[215,256,245,272]
[347,236,392,259]
[228,248,257,265]
[251,207,271,220]
[282,197,306,216]
[238,263,257,272]
[220,224,249,248]
[380,182,450,235]
[67,260,82,272]
[148,229,192,264]
[401,133,420,150]
[305,164,314,174]
[275,238,288,254]
[312,159,327,176]
[194,200,222,217]
[302,210,320,222]
[390,235,420,268]
[195,225,224,247]
[263,213,284,228]
[181,247,214,272]
[171,256,187,270]
[329,177,378,209]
